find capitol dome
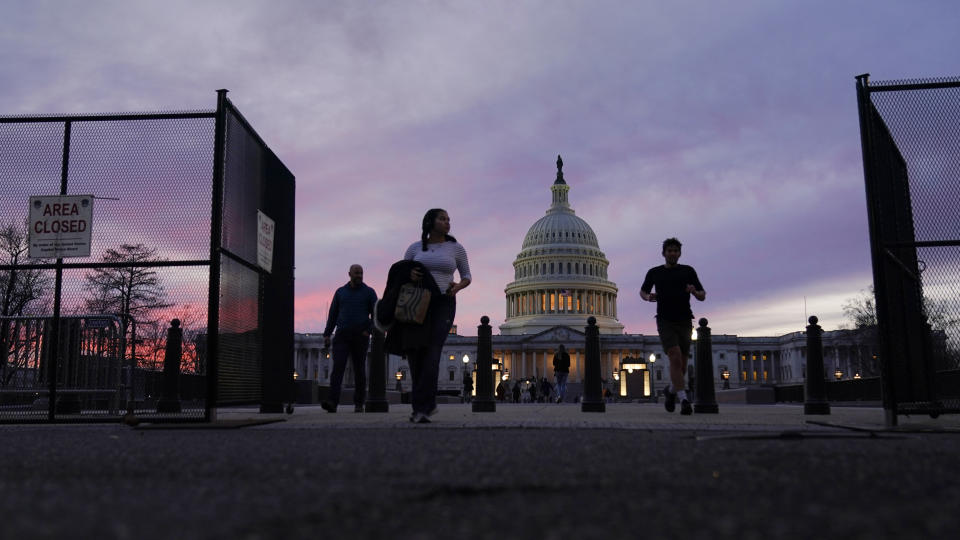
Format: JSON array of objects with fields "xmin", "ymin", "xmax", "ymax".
[{"xmin": 500, "ymin": 156, "xmax": 624, "ymax": 335}]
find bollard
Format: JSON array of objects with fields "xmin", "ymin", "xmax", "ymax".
[
  {"xmin": 804, "ymin": 316, "xmax": 830, "ymax": 415},
  {"xmin": 693, "ymin": 318, "xmax": 719, "ymax": 413},
  {"xmin": 364, "ymin": 329, "xmax": 389, "ymax": 412},
  {"xmin": 472, "ymin": 316, "xmax": 496, "ymax": 412},
  {"xmin": 581, "ymin": 317, "xmax": 605, "ymax": 412},
  {"xmin": 157, "ymin": 319, "xmax": 183, "ymax": 413}
]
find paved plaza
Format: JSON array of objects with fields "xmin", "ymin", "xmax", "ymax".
[{"xmin": 2, "ymin": 403, "xmax": 959, "ymax": 540}]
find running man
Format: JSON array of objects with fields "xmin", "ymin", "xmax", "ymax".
[{"xmin": 639, "ymin": 238, "xmax": 706, "ymax": 415}]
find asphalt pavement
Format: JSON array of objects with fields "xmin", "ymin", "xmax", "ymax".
[{"xmin": 2, "ymin": 402, "xmax": 959, "ymax": 540}]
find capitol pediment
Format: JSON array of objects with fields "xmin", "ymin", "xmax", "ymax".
[{"xmin": 520, "ymin": 325, "xmax": 585, "ymax": 344}]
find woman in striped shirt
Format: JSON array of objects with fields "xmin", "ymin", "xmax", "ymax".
[{"xmin": 404, "ymin": 208, "xmax": 472, "ymax": 423}]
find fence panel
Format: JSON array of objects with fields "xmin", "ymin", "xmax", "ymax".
[{"xmin": 857, "ymin": 75, "xmax": 960, "ymax": 420}]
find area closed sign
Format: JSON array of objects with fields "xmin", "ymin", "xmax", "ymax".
[{"xmin": 29, "ymin": 195, "xmax": 94, "ymax": 258}]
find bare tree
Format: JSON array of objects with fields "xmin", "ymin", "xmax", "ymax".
[
  {"xmin": 842, "ymin": 286, "xmax": 878, "ymax": 329},
  {"xmin": 0, "ymin": 222, "xmax": 52, "ymax": 386},
  {"xmin": 82, "ymin": 244, "xmax": 172, "ymax": 369},
  {"xmin": 843, "ymin": 285, "xmax": 959, "ymax": 371}
]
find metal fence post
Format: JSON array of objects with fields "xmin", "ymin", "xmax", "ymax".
[
  {"xmin": 694, "ymin": 318, "xmax": 718, "ymax": 413},
  {"xmin": 205, "ymin": 89, "xmax": 228, "ymax": 422},
  {"xmin": 582, "ymin": 317, "xmax": 605, "ymax": 412},
  {"xmin": 472, "ymin": 316, "xmax": 495, "ymax": 412},
  {"xmin": 804, "ymin": 316, "xmax": 830, "ymax": 415}
]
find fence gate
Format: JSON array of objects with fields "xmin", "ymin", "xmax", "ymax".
[
  {"xmin": 0, "ymin": 90, "xmax": 294, "ymax": 423},
  {"xmin": 856, "ymin": 74, "xmax": 960, "ymax": 426}
]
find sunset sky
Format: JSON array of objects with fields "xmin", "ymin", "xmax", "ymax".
[{"xmin": 2, "ymin": 1, "xmax": 958, "ymax": 337}]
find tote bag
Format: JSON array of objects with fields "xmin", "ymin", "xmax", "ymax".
[{"xmin": 395, "ymin": 282, "xmax": 431, "ymax": 324}]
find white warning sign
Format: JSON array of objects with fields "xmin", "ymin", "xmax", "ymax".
[
  {"xmin": 257, "ymin": 210, "xmax": 275, "ymax": 273},
  {"xmin": 29, "ymin": 195, "xmax": 94, "ymax": 259}
]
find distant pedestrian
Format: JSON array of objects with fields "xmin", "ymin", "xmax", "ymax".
[
  {"xmin": 512, "ymin": 381, "xmax": 521, "ymax": 403},
  {"xmin": 463, "ymin": 371, "xmax": 473, "ymax": 403},
  {"xmin": 553, "ymin": 344, "xmax": 570, "ymax": 403},
  {"xmin": 322, "ymin": 264, "xmax": 377, "ymax": 413},
  {"xmin": 639, "ymin": 237, "xmax": 706, "ymax": 416},
  {"xmin": 540, "ymin": 377, "xmax": 552, "ymax": 403},
  {"xmin": 402, "ymin": 208, "xmax": 472, "ymax": 423}
]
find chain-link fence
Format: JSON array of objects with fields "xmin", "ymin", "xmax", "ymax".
[
  {"xmin": 856, "ymin": 75, "xmax": 960, "ymax": 423},
  {"xmin": 0, "ymin": 91, "xmax": 294, "ymax": 423}
]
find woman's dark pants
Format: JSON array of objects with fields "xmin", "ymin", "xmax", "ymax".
[{"xmin": 408, "ymin": 296, "xmax": 456, "ymax": 415}]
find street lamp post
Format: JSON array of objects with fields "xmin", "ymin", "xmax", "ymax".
[
  {"xmin": 649, "ymin": 353, "xmax": 657, "ymax": 397},
  {"xmin": 462, "ymin": 354, "xmax": 471, "ymax": 402}
]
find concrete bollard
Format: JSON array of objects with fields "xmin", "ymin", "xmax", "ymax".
[
  {"xmin": 472, "ymin": 316, "xmax": 496, "ymax": 412},
  {"xmin": 364, "ymin": 329, "xmax": 389, "ymax": 412},
  {"xmin": 804, "ymin": 316, "xmax": 830, "ymax": 415},
  {"xmin": 581, "ymin": 317, "xmax": 605, "ymax": 412},
  {"xmin": 693, "ymin": 318, "xmax": 719, "ymax": 413},
  {"xmin": 157, "ymin": 319, "xmax": 183, "ymax": 413}
]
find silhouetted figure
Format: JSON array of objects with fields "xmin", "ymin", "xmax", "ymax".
[
  {"xmin": 402, "ymin": 209, "xmax": 472, "ymax": 423},
  {"xmin": 463, "ymin": 371, "xmax": 473, "ymax": 403},
  {"xmin": 322, "ymin": 264, "xmax": 377, "ymax": 414},
  {"xmin": 639, "ymin": 237, "xmax": 706, "ymax": 416},
  {"xmin": 553, "ymin": 344, "xmax": 571, "ymax": 403}
]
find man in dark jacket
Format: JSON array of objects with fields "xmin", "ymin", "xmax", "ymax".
[
  {"xmin": 553, "ymin": 344, "xmax": 571, "ymax": 403},
  {"xmin": 322, "ymin": 264, "xmax": 377, "ymax": 413}
]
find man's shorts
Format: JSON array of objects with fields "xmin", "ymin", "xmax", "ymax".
[{"xmin": 657, "ymin": 319, "xmax": 693, "ymax": 354}]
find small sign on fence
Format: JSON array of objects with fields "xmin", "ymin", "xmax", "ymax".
[
  {"xmin": 28, "ymin": 195, "xmax": 94, "ymax": 258},
  {"xmin": 257, "ymin": 209, "xmax": 275, "ymax": 273}
]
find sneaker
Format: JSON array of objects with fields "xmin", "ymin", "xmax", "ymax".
[
  {"xmin": 427, "ymin": 407, "xmax": 438, "ymax": 417},
  {"xmin": 321, "ymin": 401, "xmax": 336, "ymax": 413},
  {"xmin": 680, "ymin": 399, "xmax": 693, "ymax": 415},
  {"xmin": 663, "ymin": 388, "xmax": 676, "ymax": 413},
  {"xmin": 354, "ymin": 405, "xmax": 364, "ymax": 413},
  {"xmin": 416, "ymin": 413, "xmax": 431, "ymax": 424},
  {"xmin": 409, "ymin": 412, "xmax": 417, "ymax": 423},
  {"xmin": 556, "ymin": 397, "xmax": 562, "ymax": 404}
]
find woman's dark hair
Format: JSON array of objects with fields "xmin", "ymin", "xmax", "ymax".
[
  {"xmin": 662, "ymin": 237, "xmax": 682, "ymax": 254},
  {"xmin": 421, "ymin": 208, "xmax": 457, "ymax": 251}
]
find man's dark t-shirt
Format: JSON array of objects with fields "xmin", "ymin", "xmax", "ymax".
[{"xmin": 640, "ymin": 264, "xmax": 704, "ymax": 322}]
